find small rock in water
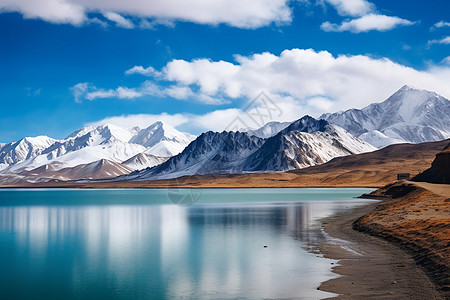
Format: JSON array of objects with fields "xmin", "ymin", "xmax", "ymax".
[{"xmin": 263, "ymin": 245, "xmax": 268, "ymax": 248}]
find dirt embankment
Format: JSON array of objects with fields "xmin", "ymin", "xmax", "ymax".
[
  {"xmin": 354, "ymin": 181, "xmax": 450, "ymax": 296},
  {"xmin": 413, "ymin": 142, "xmax": 450, "ymax": 184}
]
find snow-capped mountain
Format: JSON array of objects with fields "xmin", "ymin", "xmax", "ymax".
[
  {"xmin": 130, "ymin": 121, "xmax": 196, "ymax": 156},
  {"xmin": 124, "ymin": 131, "xmax": 266, "ymax": 180},
  {"xmin": 39, "ymin": 124, "xmax": 145, "ymax": 165},
  {"xmin": 123, "ymin": 116, "xmax": 375, "ymax": 180},
  {"xmin": 243, "ymin": 117, "xmax": 376, "ymax": 172},
  {"xmin": 0, "ymin": 121, "xmax": 194, "ymax": 182},
  {"xmin": 244, "ymin": 121, "xmax": 291, "ymax": 138},
  {"xmin": 0, "ymin": 136, "xmax": 57, "ymax": 165},
  {"xmin": 122, "ymin": 153, "xmax": 169, "ymax": 171},
  {"xmin": 321, "ymin": 85, "xmax": 450, "ymax": 148}
]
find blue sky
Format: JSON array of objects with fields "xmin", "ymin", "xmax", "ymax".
[{"xmin": 1, "ymin": 0, "xmax": 449, "ymax": 142}]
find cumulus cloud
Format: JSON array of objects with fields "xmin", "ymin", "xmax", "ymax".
[
  {"xmin": 321, "ymin": 14, "xmax": 415, "ymax": 33},
  {"xmin": 442, "ymin": 56, "xmax": 450, "ymax": 65},
  {"xmin": 71, "ymin": 83, "xmax": 141, "ymax": 101},
  {"xmin": 125, "ymin": 65, "xmax": 160, "ymax": 77},
  {"xmin": 70, "ymin": 82, "xmax": 89, "ymax": 103},
  {"xmin": 321, "ymin": 0, "xmax": 414, "ymax": 33},
  {"xmin": 86, "ymin": 113, "xmax": 190, "ymax": 129},
  {"xmin": 116, "ymin": 87, "xmax": 142, "ymax": 99},
  {"xmin": 434, "ymin": 21, "xmax": 450, "ymax": 28},
  {"xmin": 427, "ymin": 36, "xmax": 450, "ymax": 47},
  {"xmin": 73, "ymin": 49, "xmax": 450, "ymax": 128},
  {"xmin": 0, "ymin": 0, "xmax": 86, "ymax": 25},
  {"xmin": 85, "ymin": 89, "xmax": 116, "ymax": 100},
  {"xmin": 0, "ymin": 0, "xmax": 292, "ymax": 28},
  {"xmin": 71, "ymin": 80, "xmax": 227, "ymax": 105},
  {"xmin": 323, "ymin": 0, "xmax": 374, "ymax": 17},
  {"xmin": 103, "ymin": 11, "xmax": 134, "ymax": 29},
  {"xmin": 146, "ymin": 49, "xmax": 450, "ymax": 112}
]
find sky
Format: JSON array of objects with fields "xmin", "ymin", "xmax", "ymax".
[{"xmin": 1, "ymin": 0, "xmax": 450, "ymax": 142}]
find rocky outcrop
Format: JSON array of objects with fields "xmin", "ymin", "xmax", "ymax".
[{"xmin": 413, "ymin": 143, "xmax": 450, "ymax": 184}]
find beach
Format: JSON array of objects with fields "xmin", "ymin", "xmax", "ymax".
[{"xmin": 319, "ymin": 181, "xmax": 449, "ymax": 299}]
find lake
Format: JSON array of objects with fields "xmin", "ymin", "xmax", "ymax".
[{"xmin": 0, "ymin": 188, "xmax": 374, "ymax": 299}]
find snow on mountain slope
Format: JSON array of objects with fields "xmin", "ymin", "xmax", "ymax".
[
  {"xmin": 124, "ymin": 131, "xmax": 265, "ymax": 180},
  {"xmin": 130, "ymin": 121, "xmax": 195, "ymax": 156},
  {"xmin": 0, "ymin": 121, "xmax": 194, "ymax": 170},
  {"xmin": 121, "ymin": 116, "xmax": 375, "ymax": 180},
  {"xmin": 2, "ymin": 124, "xmax": 147, "ymax": 174},
  {"xmin": 243, "ymin": 117, "xmax": 376, "ymax": 172},
  {"xmin": 321, "ymin": 85, "xmax": 450, "ymax": 148},
  {"xmin": 0, "ymin": 136, "xmax": 57, "ymax": 165},
  {"xmin": 122, "ymin": 153, "xmax": 169, "ymax": 171},
  {"xmin": 244, "ymin": 121, "xmax": 291, "ymax": 138},
  {"xmin": 42, "ymin": 124, "xmax": 135, "ymax": 160}
]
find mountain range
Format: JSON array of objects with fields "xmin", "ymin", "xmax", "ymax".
[
  {"xmin": 122, "ymin": 116, "xmax": 375, "ymax": 180},
  {"xmin": 0, "ymin": 122, "xmax": 193, "ymax": 183},
  {"xmin": 321, "ymin": 85, "xmax": 450, "ymax": 148},
  {"xmin": 0, "ymin": 85, "xmax": 448, "ymax": 184}
]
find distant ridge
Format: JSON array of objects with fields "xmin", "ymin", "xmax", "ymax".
[
  {"xmin": 321, "ymin": 85, "xmax": 450, "ymax": 148},
  {"xmin": 120, "ymin": 116, "xmax": 375, "ymax": 180},
  {"xmin": 0, "ymin": 121, "xmax": 194, "ymax": 183}
]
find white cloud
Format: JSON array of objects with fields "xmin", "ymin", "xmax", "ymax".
[
  {"xmin": 428, "ymin": 36, "xmax": 450, "ymax": 47},
  {"xmin": 164, "ymin": 86, "xmax": 194, "ymax": 99},
  {"xmin": 73, "ymin": 49, "xmax": 450, "ymax": 124},
  {"xmin": 434, "ymin": 20, "xmax": 450, "ymax": 28},
  {"xmin": 70, "ymin": 82, "xmax": 89, "ymax": 103},
  {"xmin": 321, "ymin": 0, "xmax": 415, "ymax": 34},
  {"xmin": 125, "ymin": 65, "xmax": 160, "ymax": 77},
  {"xmin": 0, "ymin": 0, "xmax": 86, "ymax": 25},
  {"xmin": 85, "ymin": 89, "xmax": 116, "ymax": 100},
  {"xmin": 71, "ymin": 83, "xmax": 141, "ymax": 101},
  {"xmin": 116, "ymin": 87, "xmax": 142, "ymax": 99},
  {"xmin": 0, "ymin": 0, "xmax": 292, "ymax": 29},
  {"xmin": 442, "ymin": 56, "xmax": 450, "ymax": 65},
  {"xmin": 146, "ymin": 48, "xmax": 450, "ymax": 113},
  {"xmin": 321, "ymin": 14, "xmax": 414, "ymax": 33},
  {"xmin": 86, "ymin": 113, "xmax": 190, "ymax": 129},
  {"xmin": 71, "ymin": 80, "xmax": 226, "ymax": 104},
  {"xmin": 103, "ymin": 11, "xmax": 134, "ymax": 29},
  {"xmin": 324, "ymin": 0, "xmax": 374, "ymax": 17}
]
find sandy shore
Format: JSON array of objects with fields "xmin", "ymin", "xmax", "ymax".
[{"xmin": 319, "ymin": 181, "xmax": 449, "ymax": 299}]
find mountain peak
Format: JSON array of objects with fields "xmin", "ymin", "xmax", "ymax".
[
  {"xmin": 322, "ymin": 86, "xmax": 450, "ymax": 148},
  {"xmin": 129, "ymin": 121, "xmax": 195, "ymax": 156},
  {"xmin": 398, "ymin": 84, "xmax": 415, "ymax": 91},
  {"xmin": 282, "ymin": 115, "xmax": 328, "ymax": 134}
]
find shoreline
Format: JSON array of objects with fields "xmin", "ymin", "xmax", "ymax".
[
  {"xmin": 318, "ymin": 181, "xmax": 449, "ymax": 299},
  {"xmin": 0, "ymin": 184, "xmax": 379, "ymax": 189}
]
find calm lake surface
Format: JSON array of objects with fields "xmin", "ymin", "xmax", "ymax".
[{"xmin": 0, "ymin": 188, "xmax": 373, "ymax": 300}]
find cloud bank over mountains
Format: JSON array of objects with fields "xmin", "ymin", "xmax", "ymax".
[{"xmin": 72, "ymin": 48, "xmax": 450, "ymax": 133}]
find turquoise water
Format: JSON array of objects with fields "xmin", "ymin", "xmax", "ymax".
[{"xmin": 0, "ymin": 188, "xmax": 373, "ymax": 299}]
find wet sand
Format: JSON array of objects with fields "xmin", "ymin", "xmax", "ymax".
[{"xmin": 319, "ymin": 181, "xmax": 449, "ymax": 299}]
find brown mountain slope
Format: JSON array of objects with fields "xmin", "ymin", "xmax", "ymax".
[
  {"xmin": 3, "ymin": 139, "xmax": 448, "ymax": 188},
  {"xmin": 24, "ymin": 159, "xmax": 133, "ymax": 181},
  {"xmin": 413, "ymin": 142, "xmax": 450, "ymax": 184}
]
